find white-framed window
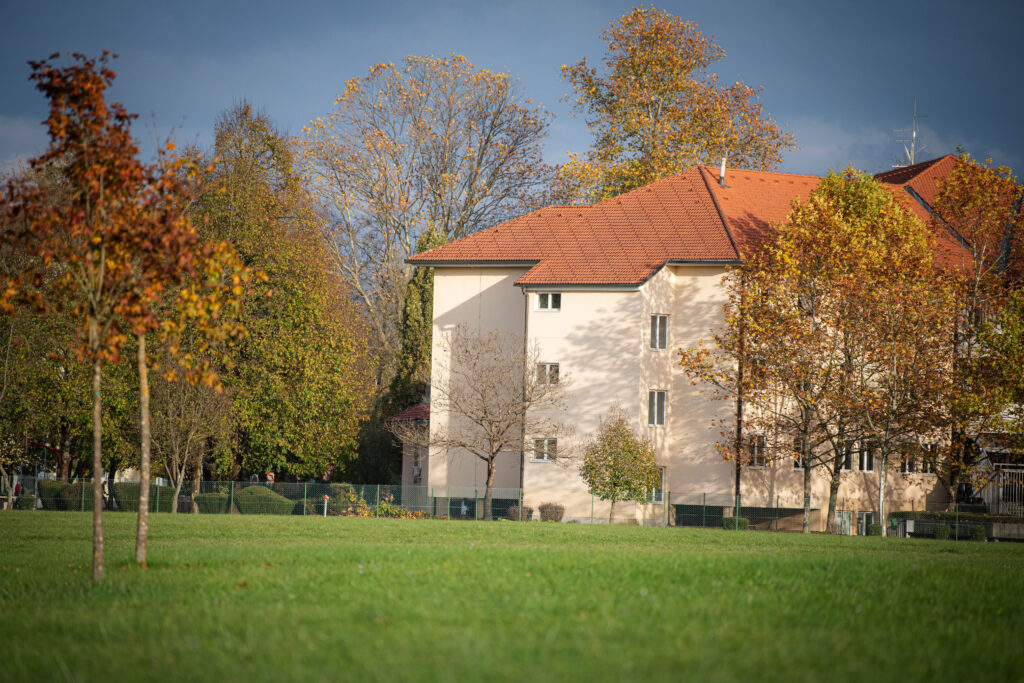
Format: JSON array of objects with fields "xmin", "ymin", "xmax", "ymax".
[
  {"xmin": 536, "ymin": 362, "xmax": 559, "ymax": 385},
  {"xmin": 859, "ymin": 441, "xmax": 877, "ymax": 472},
  {"xmin": 793, "ymin": 438, "xmax": 805, "ymax": 469},
  {"xmin": 648, "ymin": 390, "xmax": 666, "ymax": 426},
  {"xmin": 900, "ymin": 451, "xmax": 918, "ymax": 474},
  {"xmin": 649, "ymin": 467, "xmax": 665, "ymax": 503},
  {"xmin": 747, "ymin": 434, "xmax": 768, "ymax": 468},
  {"xmin": 650, "ymin": 314, "xmax": 668, "ymax": 350},
  {"xmin": 536, "ymin": 292, "xmax": 561, "ymax": 311},
  {"xmin": 533, "ymin": 438, "xmax": 557, "ymax": 462},
  {"xmin": 841, "ymin": 441, "xmax": 855, "ymax": 471},
  {"xmin": 921, "ymin": 443, "xmax": 937, "ymax": 475}
]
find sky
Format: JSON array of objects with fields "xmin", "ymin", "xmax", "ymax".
[{"xmin": 2, "ymin": 0, "xmax": 1023, "ymax": 177}]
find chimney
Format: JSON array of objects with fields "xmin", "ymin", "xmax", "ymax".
[{"xmin": 719, "ymin": 155, "xmax": 728, "ymax": 187}]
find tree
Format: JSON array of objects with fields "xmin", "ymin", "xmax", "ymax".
[
  {"xmin": 193, "ymin": 104, "xmax": 374, "ymax": 480},
  {"xmin": 579, "ymin": 409, "xmax": 661, "ymax": 523},
  {"xmin": 299, "ymin": 55, "xmax": 553, "ymax": 379},
  {"xmin": 393, "ymin": 325, "xmax": 569, "ymax": 520},
  {"xmin": 930, "ymin": 155, "xmax": 1023, "ymax": 502},
  {"xmin": 557, "ymin": 6, "xmax": 794, "ymax": 203},
  {"xmin": 2, "ymin": 52, "xmax": 158, "ymax": 580}
]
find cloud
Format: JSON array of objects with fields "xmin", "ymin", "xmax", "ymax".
[{"xmin": 0, "ymin": 114, "xmax": 48, "ymax": 173}]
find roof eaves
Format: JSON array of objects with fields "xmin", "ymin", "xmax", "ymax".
[
  {"xmin": 406, "ymin": 258, "xmax": 540, "ymax": 267},
  {"xmin": 903, "ymin": 185, "xmax": 973, "ymax": 253}
]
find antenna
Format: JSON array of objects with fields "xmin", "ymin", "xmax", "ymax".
[{"xmin": 892, "ymin": 98, "xmax": 928, "ymax": 169}]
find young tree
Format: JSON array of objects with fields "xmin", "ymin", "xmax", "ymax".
[
  {"xmin": 558, "ymin": 7, "xmax": 794, "ymax": 203},
  {"xmin": 395, "ymin": 325, "xmax": 569, "ymax": 520},
  {"xmin": 299, "ymin": 55, "xmax": 553, "ymax": 378},
  {"xmin": 579, "ymin": 409, "xmax": 661, "ymax": 523},
  {"xmin": 2, "ymin": 52, "xmax": 156, "ymax": 580}
]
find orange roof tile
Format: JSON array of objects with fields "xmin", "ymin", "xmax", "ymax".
[
  {"xmin": 410, "ymin": 158, "xmax": 968, "ymax": 285},
  {"xmin": 387, "ymin": 402, "xmax": 430, "ymax": 423}
]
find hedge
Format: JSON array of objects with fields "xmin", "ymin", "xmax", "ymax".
[
  {"xmin": 195, "ymin": 493, "xmax": 232, "ymax": 514},
  {"xmin": 59, "ymin": 482, "xmax": 95, "ymax": 511},
  {"xmin": 37, "ymin": 480, "xmax": 69, "ymax": 510},
  {"xmin": 894, "ymin": 510, "xmax": 1024, "ymax": 525},
  {"xmin": 933, "ymin": 524, "xmax": 950, "ymax": 540},
  {"xmin": 867, "ymin": 523, "xmax": 884, "ymax": 536},
  {"xmin": 235, "ymin": 486, "xmax": 295, "ymax": 515},
  {"xmin": 507, "ymin": 505, "xmax": 532, "ymax": 521},
  {"xmin": 723, "ymin": 517, "xmax": 749, "ymax": 530},
  {"xmin": 112, "ymin": 482, "xmax": 176, "ymax": 513},
  {"xmin": 16, "ymin": 495, "xmax": 35, "ymax": 510},
  {"xmin": 539, "ymin": 503, "xmax": 565, "ymax": 522}
]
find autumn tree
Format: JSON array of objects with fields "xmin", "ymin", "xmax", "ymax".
[
  {"xmin": 1, "ymin": 52, "xmax": 160, "ymax": 580},
  {"xmin": 299, "ymin": 55, "xmax": 553, "ymax": 381},
  {"xmin": 930, "ymin": 155, "xmax": 1023, "ymax": 502},
  {"xmin": 394, "ymin": 325, "xmax": 569, "ymax": 520},
  {"xmin": 193, "ymin": 103, "xmax": 374, "ymax": 480},
  {"xmin": 579, "ymin": 408, "xmax": 661, "ymax": 523},
  {"xmin": 557, "ymin": 6, "xmax": 794, "ymax": 203}
]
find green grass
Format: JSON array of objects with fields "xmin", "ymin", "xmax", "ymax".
[{"xmin": 1, "ymin": 513, "xmax": 1022, "ymax": 682}]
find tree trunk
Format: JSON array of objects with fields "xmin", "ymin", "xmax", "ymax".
[
  {"xmin": 802, "ymin": 458, "xmax": 811, "ymax": 534},
  {"xmin": 608, "ymin": 499, "xmax": 616, "ymax": 524},
  {"xmin": 483, "ymin": 458, "xmax": 496, "ymax": 520},
  {"xmin": 171, "ymin": 472, "xmax": 184, "ymax": 516},
  {"xmin": 189, "ymin": 455, "xmax": 201, "ymax": 514},
  {"xmin": 135, "ymin": 333, "xmax": 151, "ymax": 566},
  {"xmin": 59, "ymin": 434, "xmax": 72, "ymax": 482},
  {"xmin": 825, "ymin": 450, "xmax": 843, "ymax": 534},
  {"xmin": 877, "ymin": 452, "xmax": 888, "ymax": 534},
  {"xmin": 90, "ymin": 352, "xmax": 104, "ymax": 582}
]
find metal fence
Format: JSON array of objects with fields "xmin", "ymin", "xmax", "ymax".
[{"xmin": 3, "ymin": 475, "xmax": 1012, "ymax": 537}]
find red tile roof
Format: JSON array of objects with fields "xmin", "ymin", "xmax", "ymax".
[
  {"xmin": 387, "ymin": 403, "xmax": 430, "ymax": 423},
  {"xmin": 409, "ymin": 157, "xmax": 967, "ymax": 285}
]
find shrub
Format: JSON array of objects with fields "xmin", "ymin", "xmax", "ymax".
[
  {"xmin": 723, "ymin": 517, "xmax": 749, "ymax": 530},
  {"xmin": 59, "ymin": 482, "xmax": 95, "ymax": 511},
  {"xmin": 933, "ymin": 524, "xmax": 950, "ymax": 540},
  {"xmin": 538, "ymin": 502, "xmax": 565, "ymax": 522},
  {"xmin": 970, "ymin": 525, "xmax": 987, "ymax": 542},
  {"xmin": 867, "ymin": 523, "xmax": 884, "ymax": 537},
  {"xmin": 16, "ymin": 495, "xmax": 36, "ymax": 510},
  {"xmin": 507, "ymin": 505, "xmax": 533, "ymax": 521},
  {"xmin": 111, "ymin": 482, "xmax": 176, "ymax": 513},
  {"xmin": 195, "ymin": 493, "xmax": 231, "ymax": 514},
  {"xmin": 37, "ymin": 480, "xmax": 69, "ymax": 510},
  {"xmin": 235, "ymin": 486, "xmax": 295, "ymax": 515}
]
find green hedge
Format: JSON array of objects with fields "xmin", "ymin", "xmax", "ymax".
[
  {"xmin": 934, "ymin": 524, "xmax": 950, "ymax": 540},
  {"xmin": 112, "ymin": 482, "xmax": 176, "ymax": 513},
  {"xmin": 723, "ymin": 517, "xmax": 749, "ymax": 530},
  {"xmin": 867, "ymin": 523, "xmax": 884, "ymax": 536},
  {"xmin": 970, "ymin": 525, "xmax": 987, "ymax": 542},
  {"xmin": 195, "ymin": 493, "xmax": 232, "ymax": 514},
  {"xmin": 235, "ymin": 486, "xmax": 295, "ymax": 515},
  {"xmin": 895, "ymin": 510, "xmax": 1024, "ymax": 525},
  {"xmin": 507, "ymin": 505, "xmax": 532, "ymax": 521},
  {"xmin": 37, "ymin": 480, "xmax": 69, "ymax": 510},
  {"xmin": 59, "ymin": 482, "xmax": 95, "ymax": 511},
  {"xmin": 16, "ymin": 495, "xmax": 35, "ymax": 510}
]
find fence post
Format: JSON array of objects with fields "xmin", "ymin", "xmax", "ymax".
[
  {"xmin": 474, "ymin": 488, "xmax": 478, "ymax": 520},
  {"xmin": 519, "ymin": 488, "xmax": 523, "ymax": 522},
  {"xmin": 375, "ymin": 484, "xmax": 380, "ymax": 518},
  {"xmin": 303, "ymin": 482, "xmax": 307, "ymax": 516},
  {"xmin": 702, "ymin": 492, "xmax": 706, "ymax": 528},
  {"xmin": 155, "ymin": 484, "xmax": 160, "ymax": 513},
  {"xmin": 229, "ymin": 481, "xmax": 234, "ymax": 514}
]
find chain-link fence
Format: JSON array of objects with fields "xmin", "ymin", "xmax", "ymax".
[{"xmin": 4, "ymin": 475, "xmax": 1018, "ymax": 538}]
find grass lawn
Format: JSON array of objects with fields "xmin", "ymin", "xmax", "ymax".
[{"xmin": 1, "ymin": 513, "xmax": 1022, "ymax": 682}]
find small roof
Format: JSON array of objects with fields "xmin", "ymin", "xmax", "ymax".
[
  {"xmin": 409, "ymin": 157, "xmax": 969, "ymax": 285},
  {"xmin": 387, "ymin": 403, "xmax": 430, "ymax": 423}
]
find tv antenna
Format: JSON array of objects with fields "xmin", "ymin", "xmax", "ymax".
[{"xmin": 892, "ymin": 98, "xmax": 928, "ymax": 168}]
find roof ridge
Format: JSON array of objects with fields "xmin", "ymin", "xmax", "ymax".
[
  {"xmin": 874, "ymin": 154, "xmax": 955, "ymax": 183},
  {"xmin": 699, "ymin": 164, "xmax": 825, "ymax": 181}
]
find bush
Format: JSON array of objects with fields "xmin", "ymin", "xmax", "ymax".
[
  {"xmin": 37, "ymin": 480, "xmax": 69, "ymax": 510},
  {"xmin": 970, "ymin": 525, "xmax": 987, "ymax": 542},
  {"xmin": 507, "ymin": 505, "xmax": 532, "ymax": 521},
  {"xmin": 59, "ymin": 482, "xmax": 95, "ymax": 511},
  {"xmin": 195, "ymin": 493, "xmax": 231, "ymax": 514},
  {"xmin": 235, "ymin": 486, "xmax": 295, "ymax": 515},
  {"xmin": 867, "ymin": 523, "xmax": 884, "ymax": 537},
  {"xmin": 538, "ymin": 502, "xmax": 565, "ymax": 522},
  {"xmin": 16, "ymin": 495, "xmax": 35, "ymax": 510},
  {"xmin": 111, "ymin": 482, "xmax": 176, "ymax": 513},
  {"xmin": 933, "ymin": 524, "xmax": 950, "ymax": 540},
  {"xmin": 723, "ymin": 517, "xmax": 749, "ymax": 530}
]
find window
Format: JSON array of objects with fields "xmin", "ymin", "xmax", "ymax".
[
  {"xmin": 900, "ymin": 451, "xmax": 918, "ymax": 474},
  {"xmin": 859, "ymin": 441, "xmax": 877, "ymax": 472},
  {"xmin": 536, "ymin": 362, "xmax": 559, "ymax": 385},
  {"xmin": 747, "ymin": 434, "xmax": 768, "ymax": 468},
  {"xmin": 841, "ymin": 441, "xmax": 855, "ymax": 471},
  {"xmin": 650, "ymin": 467, "xmax": 665, "ymax": 503},
  {"xmin": 793, "ymin": 438, "xmax": 805, "ymax": 469},
  {"xmin": 536, "ymin": 292, "xmax": 561, "ymax": 311},
  {"xmin": 921, "ymin": 444, "xmax": 937, "ymax": 475},
  {"xmin": 650, "ymin": 314, "xmax": 668, "ymax": 350},
  {"xmin": 533, "ymin": 438, "xmax": 557, "ymax": 462},
  {"xmin": 648, "ymin": 390, "xmax": 666, "ymax": 426}
]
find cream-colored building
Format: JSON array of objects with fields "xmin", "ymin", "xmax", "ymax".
[{"xmin": 406, "ymin": 158, "xmax": 964, "ymax": 529}]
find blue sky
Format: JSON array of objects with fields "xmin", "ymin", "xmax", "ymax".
[{"xmin": 2, "ymin": 0, "xmax": 1022, "ymax": 176}]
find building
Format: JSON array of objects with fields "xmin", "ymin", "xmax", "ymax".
[{"xmin": 406, "ymin": 156, "xmax": 965, "ymax": 528}]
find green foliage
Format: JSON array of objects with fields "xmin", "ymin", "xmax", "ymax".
[
  {"xmin": 111, "ymin": 482, "xmax": 176, "ymax": 513},
  {"xmin": 194, "ymin": 493, "xmax": 231, "ymax": 514},
  {"xmin": 867, "ymin": 524, "xmax": 884, "ymax": 537},
  {"xmin": 36, "ymin": 480, "xmax": 68, "ymax": 510},
  {"xmin": 933, "ymin": 524, "xmax": 950, "ymax": 540},
  {"xmin": 58, "ymin": 482, "xmax": 94, "ymax": 512},
  {"xmin": 723, "ymin": 517, "xmax": 749, "ymax": 531},
  {"xmin": 970, "ymin": 525, "xmax": 987, "ymax": 542},
  {"xmin": 234, "ymin": 485, "xmax": 295, "ymax": 515},
  {"xmin": 897, "ymin": 510, "xmax": 1023, "ymax": 524},
  {"xmin": 507, "ymin": 505, "xmax": 532, "ymax": 522},
  {"xmin": 16, "ymin": 495, "xmax": 35, "ymax": 510},
  {"xmin": 579, "ymin": 411, "xmax": 661, "ymax": 514},
  {"xmin": 539, "ymin": 503, "xmax": 564, "ymax": 522}
]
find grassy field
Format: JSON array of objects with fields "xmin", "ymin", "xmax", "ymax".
[{"xmin": 1, "ymin": 513, "xmax": 1022, "ymax": 682}]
